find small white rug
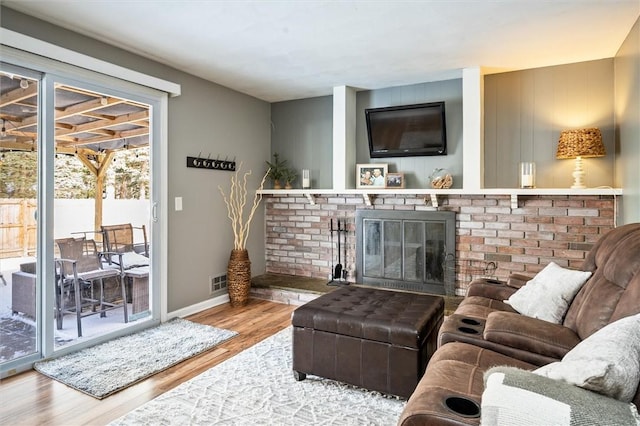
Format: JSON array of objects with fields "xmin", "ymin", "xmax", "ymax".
[
  {"xmin": 35, "ymin": 318, "xmax": 237, "ymax": 399},
  {"xmin": 110, "ymin": 327, "xmax": 406, "ymax": 425}
]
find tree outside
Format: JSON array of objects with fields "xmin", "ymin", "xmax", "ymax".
[{"xmin": 0, "ymin": 149, "xmax": 149, "ymax": 199}]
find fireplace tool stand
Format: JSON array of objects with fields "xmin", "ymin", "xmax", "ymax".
[{"xmin": 328, "ymin": 218, "xmax": 350, "ymax": 286}]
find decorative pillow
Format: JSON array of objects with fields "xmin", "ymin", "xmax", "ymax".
[
  {"xmin": 119, "ymin": 251, "xmax": 150, "ymax": 269},
  {"xmin": 482, "ymin": 366, "xmax": 640, "ymax": 426},
  {"xmin": 504, "ymin": 262, "xmax": 591, "ymax": 323},
  {"xmin": 534, "ymin": 313, "xmax": 640, "ymax": 403}
]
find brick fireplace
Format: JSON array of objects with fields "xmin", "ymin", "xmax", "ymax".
[{"xmin": 264, "ymin": 193, "xmax": 616, "ymax": 295}]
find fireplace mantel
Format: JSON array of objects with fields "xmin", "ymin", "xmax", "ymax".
[{"xmin": 259, "ymin": 187, "xmax": 622, "ymax": 208}]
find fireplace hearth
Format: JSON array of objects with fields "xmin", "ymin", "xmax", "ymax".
[{"xmin": 355, "ymin": 210, "xmax": 456, "ymax": 295}]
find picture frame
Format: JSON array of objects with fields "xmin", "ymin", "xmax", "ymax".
[
  {"xmin": 357, "ymin": 163, "xmax": 388, "ymax": 188},
  {"xmin": 385, "ymin": 173, "xmax": 405, "ymax": 188}
]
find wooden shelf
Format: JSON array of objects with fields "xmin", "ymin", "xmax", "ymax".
[
  {"xmin": 259, "ymin": 188, "xmax": 622, "ymax": 196},
  {"xmin": 258, "ymin": 188, "xmax": 622, "ymax": 209}
]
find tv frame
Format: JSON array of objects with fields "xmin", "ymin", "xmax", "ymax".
[{"xmin": 365, "ymin": 101, "xmax": 447, "ymax": 158}]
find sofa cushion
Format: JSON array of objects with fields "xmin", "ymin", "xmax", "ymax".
[
  {"xmin": 484, "ymin": 311, "xmax": 580, "ymax": 360},
  {"xmin": 452, "ymin": 297, "xmax": 516, "ymax": 322},
  {"xmin": 482, "ymin": 366, "xmax": 640, "ymax": 426},
  {"xmin": 504, "ymin": 262, "xmax": 591, "ymax": 323},
  {"xmin": 534, "ymin": 313, "xmax": 640, "ymax": 403},
  {"xmin": 119, "ymin": 251, "xmax": 149, "ymax": 269},
  {"xmin": 19, "ymin": 261, "xmax": 37, "ymax": 274}
]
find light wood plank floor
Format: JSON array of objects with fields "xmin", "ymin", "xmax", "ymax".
[{"xmin": 0, "ymin": 298, "xmax": 296, "ymax": 426}]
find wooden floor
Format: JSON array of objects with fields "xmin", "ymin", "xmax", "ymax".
[{"xmin": 0, "ymin": 298, "xmax": 296, "ymax": 426}]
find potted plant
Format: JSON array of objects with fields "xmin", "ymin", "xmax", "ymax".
[
  {"xmin": 265, "ymin": 153, "xmax": 287, "ymax": 189},
  {"xmin": 282, "ymin": 168, "xmax": 297, "ymax": 189},
  {"xmin": 218, "ymin": 164, "xmax": 269, "ymax": 307}
]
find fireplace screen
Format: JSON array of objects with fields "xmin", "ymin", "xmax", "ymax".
[{"xmin": 356, "ymin": 210, "xmax": 455, "ymax": 295}]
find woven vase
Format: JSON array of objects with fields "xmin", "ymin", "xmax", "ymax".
[{"xmin": 227, "ymin": 249, "xmax": 251, "ymax": 307}]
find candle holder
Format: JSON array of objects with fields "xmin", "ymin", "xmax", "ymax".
[
  {"xmin": 302, "ymin": 169, "xmax": 311, "ymax": 189},
  {"xmin": 520, "ymin": 162, "xmax": 536, "ymax": 189}
]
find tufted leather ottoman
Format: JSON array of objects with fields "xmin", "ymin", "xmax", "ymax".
[{"xmin": 292, "ymin": 286, "xmax": 444, "ymax": 398}]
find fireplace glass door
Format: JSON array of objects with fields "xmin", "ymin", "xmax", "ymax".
[
  {"xmin": 383, "ymin": 220, "xmax": 402, "ymax": 279},
  {"xmin": 357, "ymin": 210, "xmax": 455, "ymax": 294},
  {"xmin": 404, "ymin": 221, "xmax": 424, "ymax": 282}
]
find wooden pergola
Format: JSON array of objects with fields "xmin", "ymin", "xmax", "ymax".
[{"xmin": 0, "ymin": 75, "xmax": 150, "ymax": 232}]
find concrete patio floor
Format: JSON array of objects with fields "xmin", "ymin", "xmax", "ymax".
[{"xmin": 1, "ymin": 257, "xmax": 149, "ymax": 364}]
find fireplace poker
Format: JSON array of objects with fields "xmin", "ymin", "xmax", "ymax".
[
  {"xmin": 329, "ymin": 219, "xmax": 335, "ymax": 282},
  {"xmin": 334, "ymin": 219, "xmax": 343, "ymax": 280},
  {"xmin": 342, "ymin": 220, "xmax": 348, "ymax": 281}
]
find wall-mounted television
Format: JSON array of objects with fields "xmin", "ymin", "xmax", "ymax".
[{"xmin": 365, "ymin": 101, "xmax": 447, "ymax": 158}]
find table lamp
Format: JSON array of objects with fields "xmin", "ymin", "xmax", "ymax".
[{"xmin": 556, "ymin": 128, "xmax": 605, "ymax": 189}]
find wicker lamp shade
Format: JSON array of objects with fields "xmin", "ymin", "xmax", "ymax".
[
  {"xmin": 556, "ymin": 128, "xmax": 606, "ymax": 159},
  {"xmin": 556, "ymin": 127, "xmax": 606, "ymax": 189}
]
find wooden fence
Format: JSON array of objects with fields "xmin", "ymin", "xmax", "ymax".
[
  {"xmin": 1, "ymin": 198, "xmax": 150, "ymax": 260},
  {"xmin": 0, "ymin": 199, "xmax": 37, "ymax": 258}
]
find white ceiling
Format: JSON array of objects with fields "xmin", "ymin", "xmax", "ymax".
[{"xmin": 4, "ymin": 1, "xmax": 639, "ymax": 103}]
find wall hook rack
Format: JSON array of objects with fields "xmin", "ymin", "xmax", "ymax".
[{"xmin": 186, "ymin": 154, "xmax": 236, "ymax": 171}]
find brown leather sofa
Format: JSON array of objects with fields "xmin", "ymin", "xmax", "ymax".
[{"xmin": 398, "ymin": 222, "xmax": 640, "ymax": 425}]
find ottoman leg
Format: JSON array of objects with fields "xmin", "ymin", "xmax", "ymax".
[{"xmin": 293, "ymin": 370, "xmax": 306, "ymax": 381}]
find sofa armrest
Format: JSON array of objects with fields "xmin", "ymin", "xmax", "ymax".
[
  {"xmin": 466, "ymin": 278, "xmax": 518, "ymax": 300},
  {"xmin": 466, "ymin": 272, "xmax": 531, "ymax": 299},
  {"xmin": 482, "ymin": 366, "xmax": 640, "ymax": 426},
  {"xmin": 506, "ymin": 273, "xmax": 531, "ymax": 289},
  {"xmin": 484, "ymin": 311, "xmax": 580, "ymax": 360}
]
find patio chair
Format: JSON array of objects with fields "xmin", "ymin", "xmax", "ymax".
[
  {"xmin": 101, "ymin": 223, "xmax": 149, "ymax": 269},
  {"xmin": 55, "ymin": 237, "xmax": 128, "ymax": 337}
]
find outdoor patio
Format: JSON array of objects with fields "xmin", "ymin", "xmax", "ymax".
[{"xmin": 1, "ymin": 250, "xmax": 150, "ymax": 363}]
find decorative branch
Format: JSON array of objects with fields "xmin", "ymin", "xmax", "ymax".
[{"xmin": 218, "ymin": 163, "xmax": 269, "ymax": 251}]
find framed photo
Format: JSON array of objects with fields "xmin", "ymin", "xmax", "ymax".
[
  {"xmin": 385, "ymin": 173, "xmax": 405, "ymax": 188},
  {"xmin": 357, "ymin": 164, "xmax": 388, "ymax": 188}
]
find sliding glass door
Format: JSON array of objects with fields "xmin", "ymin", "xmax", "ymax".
[
  {"xmin": 0, "ymin": 51, "xmax": 165, "ymax": 377},
  {"xmin": 0, "ymin": 64, "xmax": 41, "ymax": 371},
  {"xmin": 51, "ymin": 79, "xmax": 154, "ymax": 347}
]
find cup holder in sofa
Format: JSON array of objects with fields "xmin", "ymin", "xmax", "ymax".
[
  {"xmin": 457, "ymin": 326, "xmax": 479, "ymax": 334},
  {"xmin": 444, "ymin": 396, "xmax": 481, "ymax": 418},
  {"xmin": 460, "ymin": 318, "xmax": 481, "ymax": 326}
]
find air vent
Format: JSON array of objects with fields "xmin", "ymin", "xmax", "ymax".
[{"xmin": 209, "ymin": 274, "xmax": 227, "ymax": 295}]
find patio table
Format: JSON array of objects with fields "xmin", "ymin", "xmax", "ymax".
[{"xmin": 124, "ymin": 266, "xmax": 149, "ymax": 317}]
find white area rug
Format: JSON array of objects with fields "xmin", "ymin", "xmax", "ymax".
[
  {"xmin": 34, "ymin": 318, "xmax": 237, "ymax": 399},
  {"xmin": 111, "ymin": 327, "xmax": 406, "ymax": 425}
]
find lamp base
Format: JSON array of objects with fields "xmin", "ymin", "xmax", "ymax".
[{"xmin": 571, "ymin": 156, "xmax": 586, "ymax": 189}]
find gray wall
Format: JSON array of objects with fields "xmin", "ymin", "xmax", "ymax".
[
  {"xmin": 1, "ymin": 7, "xmax": 271, "ymax": 312},
  {"xmin": 270, "ymin": 80, "xmax": 463, "ymax": 190},
  {"xmin": 484, "ymin": 59, "xmax": 615, "ymax": 189},
  {"xmin": 615, "ymin": 17, "xmax": 640, "ymax": 225},
  {"xmin": 271, "ymin": 96, "xmax": 333, "ymax": 189}
]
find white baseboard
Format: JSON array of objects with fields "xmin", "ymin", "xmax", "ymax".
[{"xmin": 167, "ymin": 293, "xmax": 230, "ymax": 320}]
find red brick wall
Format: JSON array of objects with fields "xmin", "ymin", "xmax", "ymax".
[{"xmin": 264, "ymin": 194, "xmax": 616, "ymax": 294}]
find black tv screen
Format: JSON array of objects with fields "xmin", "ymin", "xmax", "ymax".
[{"xmin": 365, "ymin": 102, "xmax": 447, "ymax": 158}]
